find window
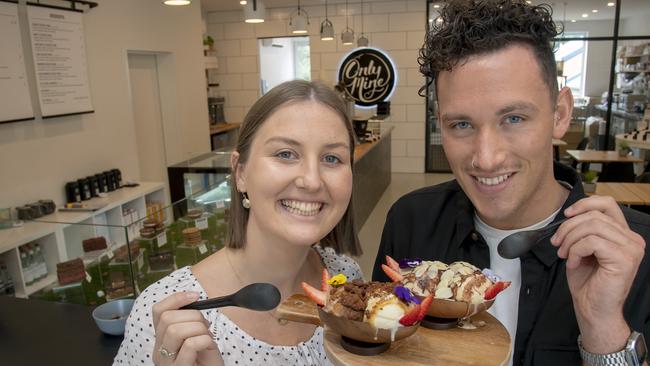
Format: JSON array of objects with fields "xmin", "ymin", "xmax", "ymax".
[{"xmin": 555, "ymin": 32, "xmax": 588, "ymax": 97}]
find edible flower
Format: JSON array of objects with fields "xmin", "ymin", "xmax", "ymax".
[
  {"xmin": 394, "ymin": 285, "xmax": 421, "ymax": 304},
  {"xmin": 398, "ymin": 258, "xmax": 422, "ymax": 269},
  {"xmin": 327, "ymin": 273, "xmax": 347, "ymax": 286}
]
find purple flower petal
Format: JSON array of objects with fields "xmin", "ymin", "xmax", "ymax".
[
  {"xmin": 394, "ymin": 285, "xmax": 421, "ymax": 304},
  {"xmin": 398, "ymin": 258, "xmax": 422, "ymax": 269}
]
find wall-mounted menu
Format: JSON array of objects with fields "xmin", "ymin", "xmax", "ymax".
[
  {"xmin": 27, "ymin": 5, "xmax": 93, "ymax": 118},
  {"xmin": 0, "ymin": 1, "xmax": 34, "ymax": 123}
]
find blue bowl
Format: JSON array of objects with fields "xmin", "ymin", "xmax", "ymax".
[{"xmin": 92, "ymin": 299, "xmax": 135, "ymax": 336}]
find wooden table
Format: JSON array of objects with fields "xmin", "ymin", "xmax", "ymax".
[
  {"xmin": 587, "ymin": 183, "xmax": 650, "ymax": 205},
  {"xmin": 324, "ymin": 311, "xmax": 511, "ymax": 366},
  {"xmin": 552, "ymin": 139, "xmax": 567, "ymax": 161},
  {"xmin": 567, "ymin": 150, "xmax": 643, "ymax": 163},
  {"xmin": 589, "ymin": 183, "xmax": 650, "ymax": 205}
]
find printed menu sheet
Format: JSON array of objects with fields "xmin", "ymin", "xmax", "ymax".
[
  {"xmin": 27, "ymin": 5, "xmax": 93, "ymax": 118},
  {"xmin": 0, "ymin": 1, "xmax": 34, "ymax": 123}
]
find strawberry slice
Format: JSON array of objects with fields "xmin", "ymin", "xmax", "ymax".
[
  {"xmin": 399, "ymin": 304, "xmax": 422, "ymax": 326},
  {"xmin": 418, "ymin": 294, "xmax": 433, "ymax": 320},
  {"xmin": 302, "ymin": 282, "xmax": 326, "ymax": 306},
  {"xmin": 385, "ymin": 255, "xmax": 400, "ymax": 272},
  {"xmin": 484, "ymin": 281, "xmax": 511, "ymax": 301},
  {"xmin": 381, "ymin": 264, "xmax": 403, "ymax": 282},
  {"xmin": 321, "ymin": 268, "xmax": 330, "ymax": 292}
]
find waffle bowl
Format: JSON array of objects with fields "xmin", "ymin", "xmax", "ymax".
[
  {"xmin": 282, "ymin": 272, "xmax": 430, "ymax": 356},
  {"xmin": 382, "ymin": 256, "xmax": 509, "ymax": 329},
  {"xmin": 277, "ymin": 294, "xmax": 421, "ymax": 355}
]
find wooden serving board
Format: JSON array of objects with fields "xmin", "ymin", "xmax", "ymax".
[{"xmin": 277, "ymin": 295, "xmax": 511, "ymax": 366}]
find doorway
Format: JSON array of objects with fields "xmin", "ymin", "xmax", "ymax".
[
  {"xmin": 258, "ymin": 36, "xmax": 310, "ymax": 94},
  {"xmin": 127, "ymin": 53, "xmax": 168, "ymax": 185}
]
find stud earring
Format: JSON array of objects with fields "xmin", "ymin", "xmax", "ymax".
[{"xmin": 241, "ymin": 192, "xmax": 251, "ymax": 209}]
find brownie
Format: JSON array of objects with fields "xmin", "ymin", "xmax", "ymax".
[{"xmin": 82, "ymin": 237, "xmax": 108, "ymax": 252}]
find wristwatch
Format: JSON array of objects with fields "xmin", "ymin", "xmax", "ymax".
[{"xmin": 578, "ymin": 331, "xmax": 647, "ymax": 366}]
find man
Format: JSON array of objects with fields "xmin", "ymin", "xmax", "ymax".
[{"xmin": 372, "ymin": 1, "xmax": 649, "ymax": 365}]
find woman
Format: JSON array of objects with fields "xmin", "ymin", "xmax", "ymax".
[{"xmin": 114, "ymin": 80, "xmax": 363, "ymax": 365}]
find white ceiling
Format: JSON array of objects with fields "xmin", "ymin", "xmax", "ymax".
[{"xmin": 200, "ymin": 0, "xmax": 650, "ymax": 21}]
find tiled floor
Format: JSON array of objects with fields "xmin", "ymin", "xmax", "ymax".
[{"xmin": 354, "ymin": 172, "xmax": 455, "ymax": 279}]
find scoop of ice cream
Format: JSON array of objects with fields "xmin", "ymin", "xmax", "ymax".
[
  {"xmin": 401, "ymin": 260, "xmax": 494, "ymax": 304},
  {"xmin": 365, "ymin": 294, "xmax": 409, "ymax": 329}
]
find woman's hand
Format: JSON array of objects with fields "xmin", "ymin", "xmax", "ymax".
[
  {"xmin": 551, "ymin": 195, "xmax": 646, "ymax": 354},
  {"xmin": 152, "ymin": 292, "xmax": 223, "ymax": 366}
]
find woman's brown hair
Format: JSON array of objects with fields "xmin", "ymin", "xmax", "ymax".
[{"xmin": 226, "ymin": 80, "xmax": 362, "ymax": 256}]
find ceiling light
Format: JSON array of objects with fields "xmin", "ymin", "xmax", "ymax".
[
  {"xmin": 244, "ymin": 0, "xmax": 265, "ymax": 23},
  {"xmin": 592, "ymin": 9, "xmax": 598, "ymax": 13},
  {"xmin": 526, "ymin": 1, "xmax": 532, "ymax": 4},
  {"xmin": 341, "ymin": 0, "xmax": 354, "ymax": 45},
  {"xmin": 357, "ymin": 34, "xmax": 368, "ymax": 47},
  {"xmin": 163, "ymin": 0, "xmax": 191, "ymax": 5},
  {"xmin": 571, "ymin": 19, "xmax": 576, "ymax": 22},
  {"xmin": 436, "ymin": 16, "xmax": 443, "ymax": 23},
  {"xmin": 341, "ymin": 28, "xmax": 354, "ymax": 45},
  {"xmin": 320, "ymin": 0, "xmax": 334, "ymax": 40},
  {"xmin": 433, "ymin": 4, "xmax": 440, "ymax": 8},
  {"xmin": 582, "ymin": 13, "xmax": 589, "ymax": 18},
  {"xmin": 239, "ymin": 0, "xmax": 247, "ymax": 4},
  {"xmin": 607, "ymin": 2, "xmax": 615, "ymax": 7},
  {"xmin": 320, "ymin": 19, "xmax": 334, "ymax": 40},
  {"xmin": 289, "ymin": 0, "xmax": 309, "ymax": 34},
  {"xmin": 356, "ymin": 0, "xmax": 368, "ymax": 47}
]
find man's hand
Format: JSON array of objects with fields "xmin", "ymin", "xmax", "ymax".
[
  {"xmin": 551, "ymin": 195, "xmax": 646, "ymax": 354},
  {"xmin": 152, "ymin": 291, "xmax": 223, "ymax": 366}
]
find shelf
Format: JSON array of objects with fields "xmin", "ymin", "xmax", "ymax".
[
  {"xmin": 204, "ymin": 56, "xmax": 218, "ymax": 69},
  {"xmin": 0, "ymin": 181, "xmax": 166, "ymax": 300},
  {"xmin": 20, "ymin": 273, "xmax": 58, "ymax": 298}
]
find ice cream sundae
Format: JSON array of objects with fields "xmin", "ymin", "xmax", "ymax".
[{"xmin": 301, "ymin": 270, "xmax": 432, "ymax": 341}]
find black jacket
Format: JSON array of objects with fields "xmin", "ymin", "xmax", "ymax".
[{"xmin": 372, "ymin": 163, "xmax": 650, "ymax": 365}]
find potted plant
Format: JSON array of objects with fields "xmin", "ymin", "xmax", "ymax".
[
  {"xmin": 203, "ymin": 35, "xmax": 214, "ymax": 52},
  {"xmin": 582, "ymin": 170, "xmax": 598, "ymax": 193},
  {"xmin": 618, "ymin": 140, "xmax": 631, "ymax": 157}
]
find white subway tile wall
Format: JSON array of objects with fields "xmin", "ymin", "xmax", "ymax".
[{"xmin": 206, "ymin": 0, "xmax": 426, "ymax": 173}]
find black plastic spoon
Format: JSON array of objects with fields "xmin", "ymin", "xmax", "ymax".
[
  {"xmin": 497, "ymin": 218, "xmax": 567, "ymax": 259},
  {"xmin": 180, "ymin": 283, "xmax": 281, "ymax": 311}
]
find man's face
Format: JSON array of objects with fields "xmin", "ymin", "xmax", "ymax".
[{"xmin": 437, "ymin": 44, "xmax": 571, "ymax": 229}]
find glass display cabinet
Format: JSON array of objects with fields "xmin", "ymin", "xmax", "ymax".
[
  {"xmin": 167, "ymin": 148, "xmax": 232, "ymax": 219},
  {"xmin": 4, "ymin": 180, "xmax": 230, "ymax": 306}
]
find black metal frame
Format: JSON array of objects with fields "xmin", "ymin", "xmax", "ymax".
[
  {"xmin": 27, "ymin": 0, "xmax": 97, "ymax": 12},
  {"xmin": 424, "ymin": 0, "xmax": 650, "ymax": 171}
]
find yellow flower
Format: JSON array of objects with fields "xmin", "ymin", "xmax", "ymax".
[{"xmin": 327, "ymin": 274, "xmax": 347, "ymax": 286}]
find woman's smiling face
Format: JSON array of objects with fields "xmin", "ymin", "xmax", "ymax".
[{"xmin": 234, "ymin": 100, "xmax": 353, "ymax": 247}]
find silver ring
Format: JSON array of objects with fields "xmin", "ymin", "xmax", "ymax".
[{"xmin": 159, "ymin": 346, "xmax": 177, "ymax": 359}]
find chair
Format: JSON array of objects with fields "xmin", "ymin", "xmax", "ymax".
[
  {"xmin": 636, "ymin": 172, "xmax": 650, "ymax": 183},
  {"xmin": 598, "ymin": 162, "xmax": 636, "ymax": 183},
  {"xmin": 571, "ymin": 137, "xmax": 590, "ymax": 171}
]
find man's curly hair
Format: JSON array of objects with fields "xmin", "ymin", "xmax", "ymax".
[{"xmin": 419, "ymin": 0, "xmax": 561, "ymax": 102}]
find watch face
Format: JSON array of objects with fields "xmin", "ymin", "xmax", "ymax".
[{"xmin": 633, "ymin": 332, "xmax": 647, "ymax": 363}]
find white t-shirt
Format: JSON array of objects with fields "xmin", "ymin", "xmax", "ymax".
[{"xmin": 473, "ymin": 208, "xmax": 560, "ymax": 366}]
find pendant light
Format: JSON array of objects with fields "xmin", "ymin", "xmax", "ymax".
[
  {"xmin": 320, "ymin": 0, "xmax": 334, "ymax": 41},
  {"xmin": 163, "ymin": 0, "xmax": 191, "ymax": 5},
  {"xmin": 357, "ymin": 0, "xmax": 368, "ymax": 47},
  {"xmin": 244, "ymin": 0, "xmax": 265, "ymax": 23},
  {"xmin": 289, "ymin": 0, "xmax": 310, "ymax": 34},
  {"xmin": 341, "ymin": 0, "xmax": 354, "ymax": 45}
]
